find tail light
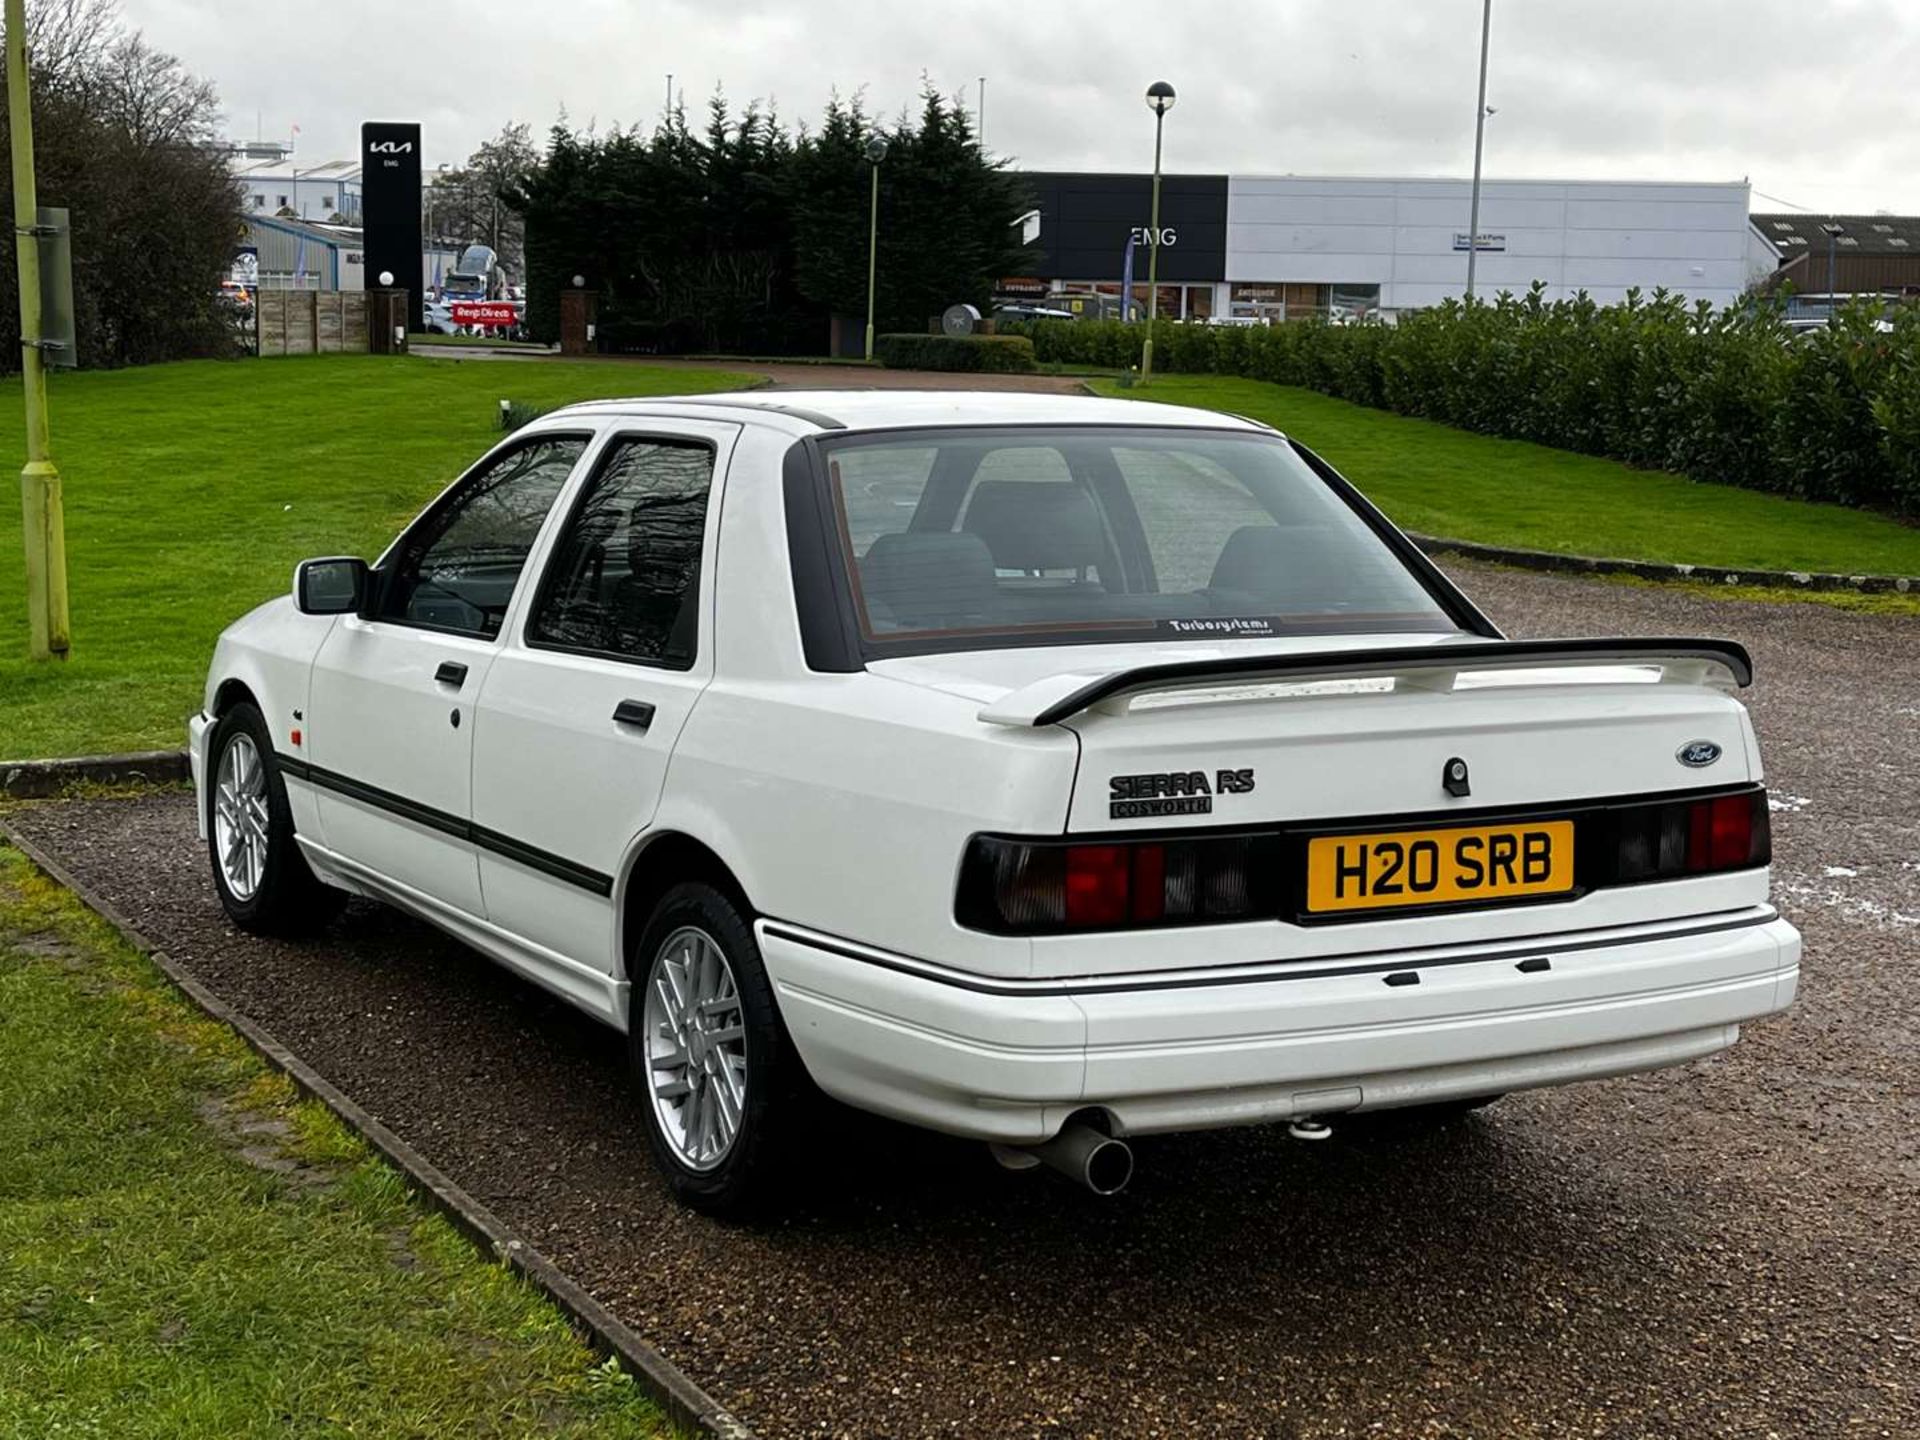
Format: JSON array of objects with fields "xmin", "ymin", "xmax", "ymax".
[
  {"xmin": 957, "ymin": 834, "xmax": 1269, "ymax": 935},
  {"xmin": 959, "ymin": 787, "xmax": 1769, "ymax": 936},
  {"xmin": 1614, "ymin": 789, "xmax": 1769, "ymax": 883}
]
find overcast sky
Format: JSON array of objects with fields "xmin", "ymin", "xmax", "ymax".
[{"xmin": 123, "ymin": 0, "xmax": 1920, "ymax": 214}]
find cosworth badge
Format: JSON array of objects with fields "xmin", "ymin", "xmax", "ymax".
[{"xmin": 1110, "ymin": 768, "xmax": 1255, "ymax": 820}]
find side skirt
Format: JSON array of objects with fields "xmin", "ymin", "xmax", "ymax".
[{"xmin": 295, "ymin": 836, "xmax": 630, "ymax": 1032}]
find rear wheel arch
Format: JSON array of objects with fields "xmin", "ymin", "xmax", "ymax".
[{"xmin": 619, "ymin": 832, "xmax": 755, "ymax": 979}]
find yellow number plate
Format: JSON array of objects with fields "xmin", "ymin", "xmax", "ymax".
[{"xmin": 1305, "ymin": 820, "xmax": 1575, "ymax": 914}]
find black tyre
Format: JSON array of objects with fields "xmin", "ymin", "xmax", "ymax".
[
  {"xmin": 629, "ymin": 881, "xmax": 800, "ymax": 1217},
  {"xmin": 206, "ymin": 702, "xmax": 343, "ymax": 935}
]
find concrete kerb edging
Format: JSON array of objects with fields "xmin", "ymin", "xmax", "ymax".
[
  {"xmin": 0, "ymin": 818, "xmax": 757, "ymax": 1440},
  {"xmin": 1409, "ymin": 533, "xmax": 1919, "ymax": 596},
  {"xmin": 2, "ymin": 748, "xmax": 190, "ymax": 798}
]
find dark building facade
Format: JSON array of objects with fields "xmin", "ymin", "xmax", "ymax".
[{"xmin": 1006, "ymin": 171, "xmax": 1228, "ymax": 319}]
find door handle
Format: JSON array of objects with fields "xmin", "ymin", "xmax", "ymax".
[
  {"xmin": 612, "ymin": 699, "xmax": 655, "ymax": 732},
  {"xmin": 435, "ymin": 661, "xmax": 469, "ymax": 689}
]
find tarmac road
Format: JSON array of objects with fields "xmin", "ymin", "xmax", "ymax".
[{"xmin": 9, "ymin": 563, "xmax": 1917, "ymax": 1439}]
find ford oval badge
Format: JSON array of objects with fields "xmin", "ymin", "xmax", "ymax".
[{"xmin": 1677, "ymin": 740, "xmax": 1722, "ymax": 768}]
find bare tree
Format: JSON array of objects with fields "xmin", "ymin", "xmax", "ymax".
[
  {"xmin": 0, "ymin": 0, "xmax": 240, "ymax": 367},
  {"xmin": 428, "ymin": 122, "xmax": 538, "ymax": 276}
]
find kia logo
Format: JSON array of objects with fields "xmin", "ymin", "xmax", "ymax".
[
  {"xmin": 368, "ymin": 141, "xmax": 413, "ymax": 154},
  {"xmin": 1677, "ymin": 740, "xmax": 1723, "ymax": 768}
]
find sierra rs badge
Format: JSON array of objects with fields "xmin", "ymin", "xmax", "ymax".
[{"xmin": 1110, "ymin": 768, "xmax": 1255, "ymax": 820}]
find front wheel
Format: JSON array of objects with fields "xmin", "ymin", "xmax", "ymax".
[
  {"xmin": 206, "ymin": 703, "xmax": 343, "ymax": 935},
  {"xmin": 629, "ymin": 882, "xmax": 800, "ymax": 1217}
]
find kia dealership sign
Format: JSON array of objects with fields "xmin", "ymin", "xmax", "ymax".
[{"xmin": 361, "ymin": 121, "xmax": 423, "ymax": 330}]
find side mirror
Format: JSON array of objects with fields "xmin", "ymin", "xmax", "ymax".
[{"xmin": 294, "ymin": 556, "xmax": 369, "ymax": 615}]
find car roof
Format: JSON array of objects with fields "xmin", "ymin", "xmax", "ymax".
[{"xmin": 544, "ymin": 388, "xmax": 1276, "ymax": 437}]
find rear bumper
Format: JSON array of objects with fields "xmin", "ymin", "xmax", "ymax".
[{"xmin": 758, "ymin": 909, "xmax": 1800, "ymax": 1143}]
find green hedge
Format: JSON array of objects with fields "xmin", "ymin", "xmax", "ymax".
[
  {"xmin": 1001, "ymin": 287, "xmax": 1920, "ymax": 516},
  {"xmin": 874, "ymin": 333, "xmax": 1037, "ymax": 373}
]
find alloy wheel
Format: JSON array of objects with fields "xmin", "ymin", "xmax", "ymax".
[
  {"xmin": 213, "ymin": 731, "xmax": 271, "ymax": 902},
  {"xmin": 642, "ymin": 925, "xmax": 749, "ymax": 1171}
]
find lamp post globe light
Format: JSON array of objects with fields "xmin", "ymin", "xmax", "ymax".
[
  {"xmin": 864, "ymin": 134, "xmax": 889, "ymax": 363},
  {"xmin": 1140, "ymin": 81, "xmax": 1175, "ymax": 385}
]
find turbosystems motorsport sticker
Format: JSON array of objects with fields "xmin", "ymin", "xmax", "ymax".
[
  {"xmin": 1110, "ymin": 768, "xmax": 1256, "ymax": 819},
  {"xmin": 1160, "ymin": 617, "xmax": 1276, "ymax": 637}
]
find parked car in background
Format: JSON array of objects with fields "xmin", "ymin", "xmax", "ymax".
[
  {"xmin": 190, "ymin": 391, "xmax": 1800, "ymax": 1213},
  {"xmin": 993, "ymin": 302, "xmax": 1075, "ymax": 322}
]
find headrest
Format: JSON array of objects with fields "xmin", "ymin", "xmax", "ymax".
[
  {"xmin": 859, "ymin": 531, "xmax": 997, "ymax": 630},
  {"xmin": 1209, "ymin": 524, "xmax": 1339, "ymax": 600},
  {"xmin": 962, "ymin": 481, "xmax": 1106, "ymax": 572},
  {"xmin": 626, "ymin": 495, "xmax": 705, "ymax": 595}
]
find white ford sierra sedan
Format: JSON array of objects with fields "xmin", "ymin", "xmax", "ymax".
[{"xmin": 191, "ymin": 391, "xmax": 1800, "ymax": 1212}]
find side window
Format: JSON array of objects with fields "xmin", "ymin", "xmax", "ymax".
[
  {"xmin": 379, "ymin": 436, "xmax": 586, "ymax": 637},
  {"xmin": 527, "ymin": 438, "xmax": 715, "ymax": 668}
]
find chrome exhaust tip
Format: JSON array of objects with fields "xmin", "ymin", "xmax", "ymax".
[{"xmin": 1027, "ymin": 1121, "xmax": 1134, "ymax": 1196}]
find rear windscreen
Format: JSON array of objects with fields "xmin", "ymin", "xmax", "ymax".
[{"xmin": 821, "ymin": 427, "xmax": 1455, "ymax": 649}]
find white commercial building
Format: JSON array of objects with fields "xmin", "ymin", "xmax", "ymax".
[
  {"xmin": 233, "ymin": 158, "xmax": 364, "ymax": 224},
  {"xmin": 1012, "ymin": 173, "xmax": 1779, "ymax": 320},
  {"xmin": 1226, "ymin": 176, "xmax": 1776, "ymax": 314}
]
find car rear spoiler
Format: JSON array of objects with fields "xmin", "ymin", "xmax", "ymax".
[{"xmin": 975, "ymin": 637, "xmax": 1754, "ymax": 729}]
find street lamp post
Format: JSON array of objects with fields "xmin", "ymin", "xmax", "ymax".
[
  {"xmin": 1819, "ymin": 221, "xmax": 1845, "ymax": 324},
  {"xmin": 1464, "ymin": 0, "xmax": 1493, "ymax": 301},
  {"xmin": 1140, "ymin": 80, "xmax": 1175, "ymax": 385},
  {"xmin": 863, "ymin": 134, "xmax": 888, "ymax": 362}
]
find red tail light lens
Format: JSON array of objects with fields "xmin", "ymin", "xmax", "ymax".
[
  {"xmin": 1064, "ymin": 845, "xmax": 1132, "ymax": 926},
  {"xmin": 1702, "ymin": 793, "xmax": 1757, "ymax": 869},
  {"xmin": 1618, "ymin": 789, "xmax": 1768, "ymax": 883}
]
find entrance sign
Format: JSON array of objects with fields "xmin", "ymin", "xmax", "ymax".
[{"xmin": 361, "ymin": 121, "xmax": 423, "ymax": 330}]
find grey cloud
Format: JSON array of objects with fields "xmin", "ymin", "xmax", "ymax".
[{"xmin": 124, "ymin": 0, "xmax": 1920, "ymax": 212}]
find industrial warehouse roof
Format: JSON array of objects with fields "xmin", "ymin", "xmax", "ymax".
[
  {"xmin": 231, "ymin": 157, "xmax": 362, "ymax": 184},
  {"xmin": 242, "ymin": 214, "xmax": 361, "ymax": 248},
  {"xmin": 1752, "ymin": 214, "xmax": 1920, "ymax": 257}
]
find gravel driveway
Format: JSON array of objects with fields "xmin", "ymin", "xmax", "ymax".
[{"xmin": 9, "ymin": 564, "xmax": 1917, "ymax": 1439}]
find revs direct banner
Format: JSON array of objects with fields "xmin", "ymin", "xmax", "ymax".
[{"xmin": 450, "ymin": 301, "xmax": 517, "ymax": 328}]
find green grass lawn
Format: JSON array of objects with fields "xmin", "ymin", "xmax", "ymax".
[
  {"xmin": 0, "ymin": 845, "xmax": 671, "ymax": 1439},
  {"xmin": 0, "ymin": 355, "xmax": 758, "ymax": 760},
  {"xmin": 1096, "ymin": 376, "xmax": 1920, "ymax": 578}
]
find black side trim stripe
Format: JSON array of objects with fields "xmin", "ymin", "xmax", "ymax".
[
  {"xmin": 279, "ymin": 755, "xmax": 614, "ymax": 897},
  {"xmin": 760, "ymin": 909, "xmax": 1780, "ymax": 998}
]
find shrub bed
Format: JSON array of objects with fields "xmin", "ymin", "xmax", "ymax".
[
  {"xmin": 874, "ymin": 333, "xmax": 1037, "ymax": 373},
  {"xmin": 1001, "ymin": 287, "xmax": 1920, "ymax": 516}
]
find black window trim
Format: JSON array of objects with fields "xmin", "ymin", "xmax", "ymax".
[
  {"xmin": 786, "ymin": 422, "xmax": 1501, "ymax": 668},
  {"xmin": 367, "ymin": 428, "xmax": 596, "ymax": 644},
  {"xmin": 520, "ymin": 429, "xmax": 721, "ymax": 674}
]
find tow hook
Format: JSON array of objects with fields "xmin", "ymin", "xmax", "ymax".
[{"xmin": 1287, "ymin": 1116, "xmax": 1334, "ymax": 1142}]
